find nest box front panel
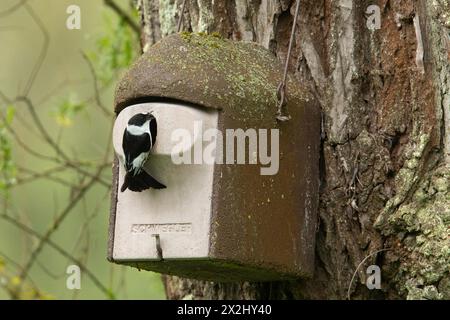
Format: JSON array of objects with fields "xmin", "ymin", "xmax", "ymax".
[{"xmin": 111, "ymin": 102, "xmax": 218, "ymax": 261}]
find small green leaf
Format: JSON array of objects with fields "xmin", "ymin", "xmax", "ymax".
[
  {"xmin": 86, "ymin": 11, "xmax": 138, "ymax": 86},
  {"xmin": 52, "ymin": 95, "xmax": 85, "ymax": 127},
  {"xmin": 5, "ymin": 105, "xmax": 15, "ymax": 125},
  {"xmin": 106, "ymin": 288, "xmax": 116, "ymax": 300}
]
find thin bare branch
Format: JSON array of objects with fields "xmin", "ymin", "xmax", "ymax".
[
  {"xmin": 81, "ymin": 52, "xmax": 114, "ymax": 118},
  {"xmin": 15, "ymin": 166, "xmax": 78, "ymax": 188},
  {"xmin": 104, "ymin": 0, "xmax": 140, "ymax": 35},
  {"xmin": 0, "ymin": 90, "xmax": 12, "ymax": 104},
  {"xmin": 16, "ymin": 165, "xmax": 106, "ymax": 286},
  {"xmin": 22, "ymin": 3, "xmax": 49, "ymax": 96},
  {"xmin": 15, "ymin": 96, "xmax": 111, "ymax": 187},
  {"xmin": 1, "ymin": 215, "xmax": 113, "ymax": 298},
  {"xmin": 0, "ymin": 0, "xmax": 27, "ymax": 18},
  {"xmin": 0, "ymin": 250, "xmax": 42, "ymax": 299},
  {"xmin": 0, "ymin": 107, "xmax": 58, "ymax": 162}
]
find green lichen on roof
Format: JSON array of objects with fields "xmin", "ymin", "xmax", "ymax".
[{"xmin": 115, "ymin": 32, "xmax": 312, "ymax": 122}]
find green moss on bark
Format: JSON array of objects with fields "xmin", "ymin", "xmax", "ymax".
[
  {"xmin": 377, "ymin": 159, "xmax": 450, "ymax": 299},
  {"xmin": 158, "ymin": 0, "xmax": 177, "ymax": 36}
]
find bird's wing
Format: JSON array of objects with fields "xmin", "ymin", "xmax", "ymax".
[{"xmin": 122, "ymin": 129, "xmax": 151, "ymax": 172}]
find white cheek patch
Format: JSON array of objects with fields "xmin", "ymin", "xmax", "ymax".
[{"xmin": 127, "ymin": 121, "xmax": 149, "ymax": 136}]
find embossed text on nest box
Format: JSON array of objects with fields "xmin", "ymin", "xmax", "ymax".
[{"xmin": 131, "ymin": 223, "xmax": 192, "ymax": 234}]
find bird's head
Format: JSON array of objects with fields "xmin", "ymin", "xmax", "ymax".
[{"xmin": 128, "ymin": 112, "xmax": 155, "ymax": 126}]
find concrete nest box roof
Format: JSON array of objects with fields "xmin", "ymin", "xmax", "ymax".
[{"xmin": 114, "ymin": 32, "xmax": 313, "ymax": 122}]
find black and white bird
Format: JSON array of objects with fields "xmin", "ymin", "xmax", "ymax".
[{"xmin": 120, "ymin": 112, "xmax": 166, "ymax": 192}]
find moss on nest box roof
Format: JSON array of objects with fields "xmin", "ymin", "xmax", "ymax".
[{"xmin": 114, "ymin": 32, "xmax": 312, "ymax": 121}]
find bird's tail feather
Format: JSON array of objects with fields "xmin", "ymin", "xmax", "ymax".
[{"xmin": 120, "ymin": 170, "xmax": 166, "ymax": 192}]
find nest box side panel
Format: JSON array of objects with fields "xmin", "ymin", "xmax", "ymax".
[
  {"xmin": 209, "ymin": 96, "xmax": 321, "ymax": 279},
  {"xmin": 107, "ymin": 157, "xmax": 120, "ymax": 262}
]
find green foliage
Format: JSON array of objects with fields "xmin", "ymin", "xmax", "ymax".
[
  {"xmin": 0, "ymin": 106, "xmax": 16, "ymax": 192},
  {"xmin": 52, "ymin": 95, "xmax": 85, "ymax": 127},
  {"xmin": 106, "ymin": 288, "xmax": 117, "ymax": 300},
  {"xmin": 87, "ymin": 14, "xmax": 138, "ymax": 86},
  {"xmin": 0, "ymin": 264, "xmax": 54, "ymax": 300}
]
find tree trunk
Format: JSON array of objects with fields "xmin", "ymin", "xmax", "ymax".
[{"xmin": 136, "ymin": 0, "xmax": 450, "ymax": 299}]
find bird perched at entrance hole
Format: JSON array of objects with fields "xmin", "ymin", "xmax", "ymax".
[{"xmin": 120, "ymin": 112, "xmax": 166, "ymax": 192}]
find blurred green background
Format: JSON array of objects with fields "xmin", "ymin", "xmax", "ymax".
[{"xmin": 0, "ymin": 0, "xmax": 165, "ymax": 299}]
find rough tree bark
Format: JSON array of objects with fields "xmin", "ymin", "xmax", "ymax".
[{"xmin": 135, "ymin": 0, "xmax": 450, "ymax": 299}]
